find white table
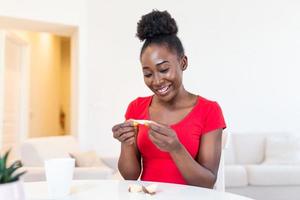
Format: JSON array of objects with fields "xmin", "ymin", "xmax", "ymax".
[{"xmin": 24, "ymin": 180, "xmax": 254, "ymax": 200}]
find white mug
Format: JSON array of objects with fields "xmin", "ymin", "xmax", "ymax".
[{"xmin": 44, "ymin": 158, "xmax": 75, "ymax": 198}]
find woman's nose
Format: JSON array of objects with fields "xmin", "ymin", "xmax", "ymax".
[{"xmin": 152, "ymin": 73, "xmax": 163, "ymax": 86}]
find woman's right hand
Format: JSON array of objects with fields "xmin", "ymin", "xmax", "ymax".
[{"xmin": 112, "ymin": 120, "xmax": 137, "ymax": 146}]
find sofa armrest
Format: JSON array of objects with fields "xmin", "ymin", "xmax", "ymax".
[
  {"xmin": 101, "ymin": 157, "xmax": 118, "ymax": 172},
  {"xmin": 225, "ymin": 165, "xmax": 248, "ymax": 187}
]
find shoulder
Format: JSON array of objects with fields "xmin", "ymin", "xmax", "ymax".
[
  {"xmin": 125, "ymin": 95, "xmax": 152, "ymax": 119},
  {"xmin": 194, "ymin": 96, "xmax": 224, "ymax": 119},
  {"xmin": 128, "ymin": 95, "xmax": 152, "ymax": 107},
  {"xmin": 196, "ymin": 96, "xmax": 226, "ymax": 133},
  {"xmin": 197, "ymin": 96, "xmax": 221, "ymax": 110},
  {"xmin": 126, "ymin": 95, "xmax": 152, "ymax": 112}
]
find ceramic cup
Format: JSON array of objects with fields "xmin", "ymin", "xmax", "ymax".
[{"xmin": 44, "ymin": 158, "xmax": 75, "ymax": 199}]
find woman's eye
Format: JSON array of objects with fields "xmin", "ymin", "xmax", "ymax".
[
  {"xmin": 144, "ymin": 74, "xmax": 152, "ymax": 78},
  {"xmin": 160, "ymin": 68, "xmax": 169, "ymax": 73}
]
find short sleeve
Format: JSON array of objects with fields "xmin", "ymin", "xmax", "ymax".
[
  {"xmin": 125, "ymin": 99, "xmax": 137, "ymax": 120},
  {"xmin": 202, "ymin": 102, "xmax": 226, "ymax": 134}
]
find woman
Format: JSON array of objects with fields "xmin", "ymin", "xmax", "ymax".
[{"xmin": 112, "ymin": 10, "xmax": 226, "ymax": 188}]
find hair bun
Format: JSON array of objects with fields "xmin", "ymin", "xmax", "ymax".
[{"xmin": 136, "ymin": 10, "xmax": 178, "ymax": 41}]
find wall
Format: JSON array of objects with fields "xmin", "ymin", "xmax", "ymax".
[
  {"xmin": 0, "ymin": 0, "xmax": 84, "ymax": 27},
  {"xmin": 86, "ymin": 0, "xmax": 300, "ymax": 157}
]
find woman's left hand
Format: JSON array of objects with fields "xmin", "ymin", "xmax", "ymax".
[{"xmin": 148, "ymin": 121, "xmax": 182, "ymax": 153}]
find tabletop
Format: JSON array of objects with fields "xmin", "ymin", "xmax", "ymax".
[{"xmin": 24, "ymin": 180, "xmax": 254, "ymax": 200}]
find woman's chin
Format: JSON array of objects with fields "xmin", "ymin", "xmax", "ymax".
[{"xmin": 155, "ymin": 91, "xmax": 176, "ymax": 102}]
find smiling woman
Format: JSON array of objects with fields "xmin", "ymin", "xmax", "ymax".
[{"xmin": 112, "ymin": 10, "xmax": 226, "ymax": 188}]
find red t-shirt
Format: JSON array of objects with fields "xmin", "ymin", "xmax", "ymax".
[{"xmin": 125, "ymin": 95, "xmax": 226, "ymax": 185}]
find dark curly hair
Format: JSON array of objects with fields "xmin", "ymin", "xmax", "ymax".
[{"xmin": 136, "ymin": 10, "xmax": 185, "ymax": 59}]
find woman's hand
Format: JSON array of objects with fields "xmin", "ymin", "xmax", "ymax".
[
  {"xmin": 148, "ymin": 122, "xmax": 182, "ymax": 153},
  {"xmin": 112, "ymin": 120, "xmax": 137, "ymax": 146}
]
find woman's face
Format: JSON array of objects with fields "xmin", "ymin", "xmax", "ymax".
[{"xmin": 140, "ymin": 44, "xmax": 187, "ymax": 102}]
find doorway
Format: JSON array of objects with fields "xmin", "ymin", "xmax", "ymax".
[{"xmin": 0, "ymin": 17, "xmax": 78, "ymax": 159}]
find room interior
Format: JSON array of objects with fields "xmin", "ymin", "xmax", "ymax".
[{"xmin": 0, "ymin": 1, "xmax": 299, "ymax": 200}]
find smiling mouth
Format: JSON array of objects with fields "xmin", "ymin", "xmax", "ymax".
[{"xmin": 155, "ymin": 85, "xmax": 170, "ymax": 96}]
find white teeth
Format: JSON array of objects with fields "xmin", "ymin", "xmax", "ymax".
[{"xmin": 157, "ymin": 86, "xmax": 169, "ymax": 94}]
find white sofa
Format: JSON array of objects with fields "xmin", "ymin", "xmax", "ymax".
[
  {"xmin": 225, "ymin": 133, "xmax": 300, "ymax": 200},
  {"xmin": 20, "ymin": 136, "xmax": 114, "ymax": 182}
]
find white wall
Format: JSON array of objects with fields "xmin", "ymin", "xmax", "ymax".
[
  {"xmin": 0, "ymin": 0, "xmax": 84, "ymax": 26},
  {"xmin": 87, "ymin": 0, "xmax": 300, "ymax": 157}
]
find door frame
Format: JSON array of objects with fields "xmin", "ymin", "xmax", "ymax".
[
  {"xmin": 0, "ymin": 16, "xmax": 80, "ymax": 147},
  {"xmin": 0, "ymin": 31, "xmax": 5, "ymax": 148},
  {"xmin": 0, "ymin": 31, "xmax": 29, "ymax": 152}
]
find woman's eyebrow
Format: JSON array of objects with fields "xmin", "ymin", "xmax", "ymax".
[
  {"xmin": 142, "ymin": 60, "xmax": 169, "ymax": 69},
  {"xmin": 155, "ymin": 60, "xmax": 169, "ymax": 67}
]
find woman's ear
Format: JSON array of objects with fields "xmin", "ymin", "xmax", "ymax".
[{"xmin": 181, "ymin": 56, "xmax": 188, "ymax": 71}]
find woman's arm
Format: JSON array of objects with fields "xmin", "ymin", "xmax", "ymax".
[
  {"xmin": 118, "ymin": 143, "xmax": 141, "ymax": 180},
  {"xmin": 148, "ymin": 122, "xmax": 222, "ymax": 188},
  {"xmin": 113, "ymin": 122, "xmax": 142, "ymax": 179},
  {"xmin": 170, "ymin": 129, "xmax": 222, "ymax": 188}
]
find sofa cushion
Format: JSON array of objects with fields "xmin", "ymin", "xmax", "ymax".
[
  {"xmin": 69, "ymin": 151, "xmax": 105, "ymax": 167},
  {"xmin": 264, "ymin": 136, "xmax": 300, "ymax": 164},
  {"xmin": 225, "ymin": 165, "xmax": 248, "ymax": 187},
  {"xmin": 73, "ymin": 167, "xmax": 113, "ymax": 179},
  {"xmin": 21, "ymin": 136, "xmax": 80, "ymax": 166},
  {"xmin": 247, "ymin": 165, "xmax": 300, "ymax": 185}
]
